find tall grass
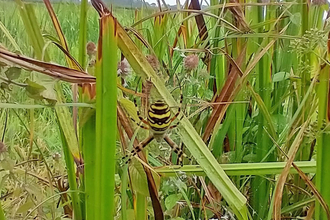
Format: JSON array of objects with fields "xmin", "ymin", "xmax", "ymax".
[{"xmin": 0, "ymin": 0, "xmax": 330, "ymax": 219}]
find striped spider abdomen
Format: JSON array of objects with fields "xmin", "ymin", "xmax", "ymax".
[{"xmin": 148, "ymin": 100, "xmax": 171, "ymax": 141}]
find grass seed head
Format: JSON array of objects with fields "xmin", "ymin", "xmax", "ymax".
[
  {"xmin": 183, "ymin": 54, "xmax": 199, "ymax": 71},
  {"xmin": 86, "ymin": 41, "xmax": 97, "ymax": 57}
]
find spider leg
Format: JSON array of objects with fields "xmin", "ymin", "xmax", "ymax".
[
  {"xmin": 129, "ymin": 117, "xmax": 149, "ymax": 130},
  {"xmin": 168, "ymin": 82, "xmax": 183, "ymax": 125},
  {"xmin": 134, "ymin": 98, "xmax": 149, "ymax": 125},
  {"xmin": 127, "ymin": 99, "xmax": 149, "ymax": 130},
  {"xmin": 132, "ymin": 99, "xmax": 149, "ymax": 129},
  {"xmin": 164, "ymin": 135, "xmax": 190, "ymax": 166},
  {"xmin": 122, "ymin": 135, "xmax": 155, "ymax": 164},
  {"xmin": 168, "ymin": 114, "xmax": 184, "ymax": 130}
]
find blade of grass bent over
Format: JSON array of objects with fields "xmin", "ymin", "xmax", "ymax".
[{"xmin": 43, "ymin": 0, "xmax": 80, "ymax": 70}]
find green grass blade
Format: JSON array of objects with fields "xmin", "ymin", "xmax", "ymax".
[
  {"xmin": 210, "ymin": 105, "xmax": 234, "ymax": 159},
  {"xmin": 0, "ymin": 20, "xmax": 21, "ymax": 53},
  {"xmin": 316, "ymin": 64, "xmax": 330, "ymax": 219},
  {"xmin": 78, "ymin": 0, "xmax": 88, "ymax": 68},
  {"xmin": 121, "ymin": 164, "xmax": 129, "ymax": 220},
  {"xmin": 209, "ymin": 0, "xmax": 225, "ymax": 93},
  {"xmin": 94, "ymin": 13, "xmax": 118, "ymax": 219},
  {"xmin": 55, "ymin": 84, "xmax": 81, "ymax": 159},
  {"xmin": 251, "ymin": 3, "xmax": 274, "ymax": 218},
  {"xmin": 281, "ymin": 198, "xmax": 315, "ymax": 214},
  {"xmin": 155, "ymin": 161, "xmax": 316, "ymax": 177},
  {"xmin": 247, "ymin": 83, "xmax": 277, "ymax": 139},
  {"xmin": 58, "ymin": 119, "xmax": 82, "ymax": 220},
  {"xmin": 135, "ymin": 193, "xmax": 147, "ymax": 220},
  {"xmin": 82, "ymin": 114, "xmax": 96, "ymax": 219},
  {"xmin": 0, "ymin": 201, "xmax": 5, "ymax": 220},
  {"xmin": 15, "ymin": 0, "xmax": 49, "ymax": 61},
  {"xmin": 172, "ymin": 177, "xmax": 195, "ymax": 220}
]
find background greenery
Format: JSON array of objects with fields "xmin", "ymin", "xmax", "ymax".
[{"xmin": 0, "ymin": 0, "xmax": 329, "ymax": 219}]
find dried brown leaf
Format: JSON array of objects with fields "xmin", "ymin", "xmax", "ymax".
[
  {"xmin": 202, "ymin": 45, "xmax": 246, "ymax": 142},
  {"xmin": 0, "ymin": 48, "xmax": 95, "ymax": 83}
]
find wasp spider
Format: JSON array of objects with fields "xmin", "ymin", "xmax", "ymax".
[{"xmin": 123, "ymin": 85, "xmax": 189, "ymax": 165}]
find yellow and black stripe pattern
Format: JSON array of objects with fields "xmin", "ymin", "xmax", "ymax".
[
  {"xmin": 123, "ymin": 85, "xmax": 190, "ymax": 165},
  {"xmin": 147, "ymin": 100, "xmax": 171, "ymax": 132}
]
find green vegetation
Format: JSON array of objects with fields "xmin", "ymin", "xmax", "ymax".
[{"xmin": 0, "ymin": 0, "xmax": 329, "ymax": 219}]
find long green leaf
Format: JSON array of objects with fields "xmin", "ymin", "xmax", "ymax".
[
  {"xmin": 94, "ymin": 13, "xmax": 118, "ymax": 220},
  {"xmin": 58, "ymin": 117, "xmax": 82, "ymax": 220},
  {"xmin": 78, "ymin": 0, "xmax": 88, "ymax": 68},
  {"xmin": 0, "ymin": 201, "xmax": 5, "ymax": 220},
  {"xmin": 15, "ymin": 0, "xmax": 49, "ymax": 61},
  {"xmin": 0, "ymin": 21, "xmax": 21, "ymax": 53},
  {"xmin": 316, "ymin": 64, "xmax": 330, "ymax": 219},
  {"xmin": 155, "ymin": 161, "xmax": 316, "ymax": 177}
]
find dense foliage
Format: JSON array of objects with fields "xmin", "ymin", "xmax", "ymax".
[{"xmin": 0, "ymin": 0, "xmax": 329, "ymax": 219}]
